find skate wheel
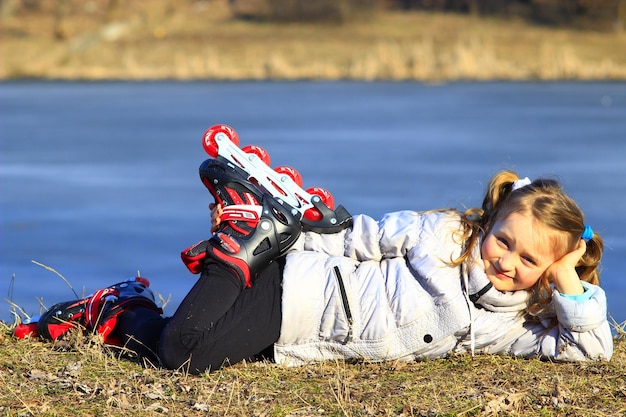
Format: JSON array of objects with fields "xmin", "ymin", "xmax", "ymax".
[
  {"xmin": 274, "ymin": 166, "xmax": 303, "ymax": 187},
  {"xmin": 307, "ymin": 187, "xmax": 334, "ymax": 210},
  {"xmin": 202, "ymin": 124, "xmax": 239, "ymax": 157},
  {"xmin": 242, "ymin": 145, "xmax": 271, "ymax": 165},
  {"xmin": 303, "ymin": 187, "xmax": 335, "ymax": 222}
]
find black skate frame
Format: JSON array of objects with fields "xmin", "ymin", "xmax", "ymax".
[{"xmin": 206, "ymin": 156, "xmax": 352, "ymax": 234}]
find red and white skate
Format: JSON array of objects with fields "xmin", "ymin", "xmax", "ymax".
[{"xmin": 201, "ymin": 124, "xmax": 352, "ymax": 233}]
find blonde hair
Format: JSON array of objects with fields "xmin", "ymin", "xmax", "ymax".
[{"xmin": 454, "ymin": 170, "xmax": 603, "ymax": 315}]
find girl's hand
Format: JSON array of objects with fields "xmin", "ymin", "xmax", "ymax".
[
  {"xmin": 209, "ymin": 203, "xmax": 223, "ymax": 234},
  {"xmin": 544, "ymin": 240, "xmax": 587, "ymax": 295}
]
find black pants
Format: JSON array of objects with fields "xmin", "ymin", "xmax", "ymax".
[{"xmin": 116, "ymin": 259, "xmax": 284, "ymax": 374}]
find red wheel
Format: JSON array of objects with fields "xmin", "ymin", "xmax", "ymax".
[
  {"xmin": 242, "ymin": 145, "xmax": 270, "ymax": 165},
  {"xmin": 202, "ymin": 124, "xmax": 239, "ymax": 157},
  {"xmin": 303, "ymin": 187, "xmax": 335, "ymax": 222},
  {"xmin": 274, "ymin": 166, "xmax": 303, "ymax": 187}
]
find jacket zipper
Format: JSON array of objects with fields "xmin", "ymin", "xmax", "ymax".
[{"xmin": 333, "ymin": 266, "xmax": 353, "ymax": 344}]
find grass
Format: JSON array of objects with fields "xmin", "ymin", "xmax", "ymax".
[
  {"xmin": 1, "ymin": 321, "xmax": 625, "ymax": 416},
  {"xmin": 1, "ymin": 0, "xmax": 625, "ymax": 81}
]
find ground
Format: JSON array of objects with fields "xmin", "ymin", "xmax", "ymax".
[{"xmin": 1, "ymin": 323, "xmax": 625, "ymax": 416}]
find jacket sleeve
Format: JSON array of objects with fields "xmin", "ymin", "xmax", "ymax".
[
  {"xmin": 298, "ymin": 210, "xmax": 463, "ymax": 266},
  {"xmin": 487, "ymin": 283, "xmax": 614, "ymax": 361},
  {"xmin": 298, "ymin": 211, "xmax": 424, "ymax": 261},
  {"xmin": 343, "ymin": 210, "xmax": 462, "ymax": 262}
]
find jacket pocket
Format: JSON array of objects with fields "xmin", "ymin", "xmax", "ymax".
[{"xmin": 333, "ymin": 266, "xmax": 353, "ymax": 344}]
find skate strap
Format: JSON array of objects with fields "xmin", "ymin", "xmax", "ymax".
[
  {"xmin": 221, "ymin": 205, "xmax": 262, "ymax": 225},
  {"xmin": 181, "ymin": 206, "xmax": 263, "ymax": 275},
  {"xmin": 85, "ymin": 288, "xmax": 119, "ymax": 330}
]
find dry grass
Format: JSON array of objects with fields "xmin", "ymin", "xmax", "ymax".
[
  {"xmin": 1, "ymin": 321, "xmax": 625, "ymax": 416},
  {"xmin": 1, "ymin": 0, "xmax": 625, "ymax": 81}
]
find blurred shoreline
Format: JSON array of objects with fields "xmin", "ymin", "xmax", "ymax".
[{"xmin": 1, "ymin": 1, "xmax": 625, "ymax": 81}]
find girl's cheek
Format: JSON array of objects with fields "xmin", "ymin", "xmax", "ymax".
[{"xmin": 481, "ymin": 236, "xmax": 494, "ymax": 259}]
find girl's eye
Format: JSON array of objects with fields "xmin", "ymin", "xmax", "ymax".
[
  {"xmin": 522, "ymin": 256, "xmax": 536, "ymax": 266},
  {"xmin": 496, "ymin": 237, "xmax": 509, "ymax": 247}
]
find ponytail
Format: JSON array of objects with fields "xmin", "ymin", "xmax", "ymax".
[
  {"xmin": 452, "ymin": 170, "xmax": 521, "ymax": 267},
  {"xmin": 577, "ymin": 233, "xmax": 603, "ymax": 286},
  {"xmin": 479, "ymin": 170, "xmax": 519, "ymax": 228}
]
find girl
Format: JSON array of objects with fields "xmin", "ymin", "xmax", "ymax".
[{"xmin": 24, "ymin": 166, "xmax": 613, "ymax": 374}]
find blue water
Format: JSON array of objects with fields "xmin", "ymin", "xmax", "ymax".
[{"xmin": 1, "ymin": 81, "xmax": 625, "ymax": 326}]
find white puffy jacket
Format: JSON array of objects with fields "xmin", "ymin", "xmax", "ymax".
[{"xmin": 274, "ymin": 210, "xmax": 614, "ymax": 366}]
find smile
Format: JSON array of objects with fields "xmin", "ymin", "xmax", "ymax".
[{"xmin": 493, "ymin": 264, "xmax": 513, "ymax": 279}]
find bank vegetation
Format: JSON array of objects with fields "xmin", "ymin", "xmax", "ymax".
[{"xmin": 1, "ymin": 0, "xmax": 625, "ymax": 81}]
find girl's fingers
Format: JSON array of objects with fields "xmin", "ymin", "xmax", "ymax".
[{"xmin": 210, "ymin": 203, "xmax": 223, "ymax": 233}]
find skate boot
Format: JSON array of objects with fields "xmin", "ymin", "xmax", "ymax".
[
  {"xmin": 181, "ymin": 156, "xmax": 269, "ymax": 274},
  {"xmin": 206, "ymin": 194, "xmax": 301, "ymax": 287},
  {"xmin": 182, "ymin": 124, "xmax": 352, "ymax": 275},
  {"xmin": 13, "ymin": 277, "xmax": 162, "ymax": 346},
  {"xmin": 200, "ymin": 124, "xmax": 352, "ymax": 234}
]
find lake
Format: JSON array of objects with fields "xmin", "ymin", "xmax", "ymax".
[{"xmin": 1, "ymin": 80, "xmax": 625, "ymax": 326}]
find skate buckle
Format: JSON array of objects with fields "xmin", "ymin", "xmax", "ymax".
[{"xmin": 216, "ymin": 232, "xmax": 241, "ymax": 254}]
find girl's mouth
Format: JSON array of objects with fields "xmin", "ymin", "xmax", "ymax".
[{"xmin": 493, "ymin": 264, "xmax": 513, "ymax": 279}]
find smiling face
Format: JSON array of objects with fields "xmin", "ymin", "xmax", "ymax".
[{"xmin": 481, "ymin": 211, "xmax": 561, "ymax": 292}]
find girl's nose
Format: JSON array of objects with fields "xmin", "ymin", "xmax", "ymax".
[{"xmin": 498, "ymin": 252, "xmax": 515, "ymax": 272}]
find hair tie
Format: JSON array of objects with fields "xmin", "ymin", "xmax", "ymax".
[
  {"xmin": 511, "ymin": 177, "xmax": 531, "ymax": 191},
  {"xmin": 581, "ymin": 225, "xmax": 594, "ymax": 242}
]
